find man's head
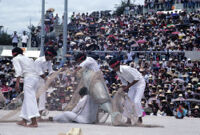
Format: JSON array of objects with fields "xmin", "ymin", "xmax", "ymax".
[
  {"xmin": 75, "ymin": 52, "xmax": 86, "ymax": 64},
  {"xmin": 109, "ymin": 59, "xmax": 120, "ymax": 72},
  {"xmin": 44, "ymin": 47, "xmax": 57, "ymax": 61},
  {"xmin": 12, "ymin": 47, "xmax": 23, "ymax": 57},
  {"xmin": 79, "ymin": 87, "xmax": 88, "ymax": 97}
]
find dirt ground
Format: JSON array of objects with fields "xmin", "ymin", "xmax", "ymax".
[{"xmin": 0, "ymin": 110, "xmax": 200, "ymax": 135}]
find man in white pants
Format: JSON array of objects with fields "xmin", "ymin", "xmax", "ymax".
[
  {"xmin": 109, "ymin": 59, "xmax": 146, "ymax": 124},
  {"xmin": 35, "ymin": 47, "xmax": 57, "ymax": 116},
  {"xmin": 12, "ymin": 47, "xmax": 40, "ymax": 127},
  {"xmin": 51, "ymin": 87, "xmax": 98, "ymax": 124}
]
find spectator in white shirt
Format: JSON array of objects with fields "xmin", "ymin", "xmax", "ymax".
[
  {"xmin": 12, "ymin": 31, "xmax": 19, "ymax": 47},
  {"xmin": 21, "ymin": 31, "xmax": 29, "ymax": 47}
]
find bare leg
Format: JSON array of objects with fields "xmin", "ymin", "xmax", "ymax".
[
  {"xmin": 17, "ymin": 119, "xmax": 27, "ymax": 127},
  {"xmin": 27, "ymin": 117, "xmax": 38, "ymax": 127}
]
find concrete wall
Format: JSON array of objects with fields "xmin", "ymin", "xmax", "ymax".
[{"xmin": 185, "ymin": 51, "xmax": 200, "ymax": 61}]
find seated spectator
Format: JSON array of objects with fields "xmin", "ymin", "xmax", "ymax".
[
  {"xmin": 175, "ymin": 104, "xmax": 188, "ymax": 119},
  {"xmin": 191, "ymin": 105, "xmax": 200, "ymax": 118}
]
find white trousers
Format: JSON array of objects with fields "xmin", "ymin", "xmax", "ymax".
[
  {"xmin": 20, "ymin": 76, "xmax": 40, "ymax": 120},
  {"xmin": 53, "ymin": 111, "xmax": 91, "ymax": 124},
  {"xmin": 38, "ymin": 78, "xmax": 46, "ymax": 111},
  {"xmin": 123, "ymin": 79, "xmax": 145, "ymax": 117}
]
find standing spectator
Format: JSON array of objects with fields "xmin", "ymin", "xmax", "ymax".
[
  {"xmin": 21, "ymin": 31, "xmax": 29, "ymax": 47},
  {"xmin": 12, "ymin": 31, "xmax": 19, "ymax": 47},
  {"xmin": 54, "ymin": 13, "xmax": 60, "ymax": 25}
]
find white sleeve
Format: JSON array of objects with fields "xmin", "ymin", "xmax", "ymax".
[
  {"xmin": 72, "ymin": 96, "xmax": 88, "ymax": 113},
  {"xmin": 12, "ymin": 58, "xmax": 23, "ymax": 77},
  {"xmin": 79, "ymin": 58, "xmax": 93, "ymax": 68},
  {"xmin": 34, "ymin": 59, "xmax": 44, "ymax": 76},
  {"xmin": 48, "ymin": 62, "xmax": 54, "ymax": 74},
  {"xmin": 125, "ymin": 67, "xmax": 140, "ymax": 81},
  {"xmin": 118, "ymin": 75, "xmax": 128, "ymax": 86}
]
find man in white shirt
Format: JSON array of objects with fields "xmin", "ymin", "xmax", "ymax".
[
  {"xmin": 35, "ymin": 47, "xmax": 57, "ymax": 116},
  {"xmin": 12, "ymin": 31, "xmax": 19, "ymax": 47},
  {"xmin": 21, "ymin": 31, "xmax": 29, "ymax": 47},
  {"xmin": 109, "ymin": 59, "xmax": 146, "ymax": 124},
  {"xmin": 74, "ymin": 53, "xmax": 113, "ymax": 122},
  {"xmin": 74, "ymin": 52, "xmax": 100, "ymax": 72},
  {"xmin": 50, "ymin": 87, "xmax": 98, "ymax": 124},
  {"xmin": 12, "ymin": 47, "xmax": 40, "ymax": 127}
]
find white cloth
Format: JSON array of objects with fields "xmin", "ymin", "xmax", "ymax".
[
  {"xmin": 117, "ymin": 65, "xmax": 145, "ymax": 117},
  {"xmin": 21, "ymin": 35, "xmax": 29, "ymax": 43},
  {"xmin": 80, "ymin": 57, "xmax": 100, "ymax": 72},
  {"xmin": 12, "ymin": 54, "xmax": 38, "ymax": 77},
  {"xmin": 35, "ymin": 56, "xmax": 53, "ymax": 111},
  {"xmin": 53, "ymin": 95, "xmax": 98, "ymax": 124},
  {"xmin": 20, "ymin": 76, "xmax": 40, "ymax": 120},
  {"xmin": 38, "ymin": 78, "xmax": 46, "ymax": 111},
  {"xmin": 35, "ymin": 56, "xmax": 54, "ymax": 76},
  {"xmin": 12, "ymin": 54, "xmax": 40, "ymax": 120},
  {"xmin": 12, "ymin": 34, "xmax": 18, "ymax": 43}
]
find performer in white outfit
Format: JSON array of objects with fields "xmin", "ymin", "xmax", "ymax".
[
  {"xmin": 74, "ymin": 52, "xmax": 100, "ymax": 72},
  {"xmin": 35, "ymin": 47, "xmax": 57, "ymax": 115},
  {"xmin": 109, "ymin": 59, "xmax": 146, "ymax": 124},
  {"xmin": 12, "ymin": 47, "xmax": 40, "ymax": 127},
  {"xmin": 51, "ymin": 87, "xmax": 98, "ymax": 124},
  {"xmin": 74, "ymin": 53, "xmax": 113, "ymax": 122}
]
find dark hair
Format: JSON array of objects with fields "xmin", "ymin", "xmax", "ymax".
[
  {"xmin": 12, "ymin": 47, "xmax": 23, "ymax": 56},
  {"xmin": 79, "ymin": 87, "xmax": 88, "ymax": 96},
  {"xmin": 109, "ymin": 58, "xmax": 120, "ymax": 67},
  {"xmin": 45, "ymin": 47, "xmax": 57, "ymax": 57},
  {"xmin": 75, "ymin": 52, "xmax": 86, "ymax": 62}
]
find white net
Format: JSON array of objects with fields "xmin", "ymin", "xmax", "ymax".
[{"xmin": 0, "ymin": 67, "xmax": 137, "ymax": 126}]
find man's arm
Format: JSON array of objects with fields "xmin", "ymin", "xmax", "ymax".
[
  {"xmin": 15, "ymin": 76, "xmax": 21, "ymax": 92},
  {"xmin": 123, "ymin": 80, "xmax": 139, "ymax": 92}
]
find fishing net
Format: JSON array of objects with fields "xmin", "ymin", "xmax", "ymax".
[
  {"xmin": 0, "ymin": 67, "xmax": 137, "ymax": 126},
  {"xmin": 111, "ymin": 88, "xmax": 138, "ymax": 126},
  {"xmin": 0, "ymin": 67, "xmax": 73, "ymax": 121}
]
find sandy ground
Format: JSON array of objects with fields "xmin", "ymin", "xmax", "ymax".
[{"xmin": 0, "ymin": 110, "xmax": 200, "ymax": 135}]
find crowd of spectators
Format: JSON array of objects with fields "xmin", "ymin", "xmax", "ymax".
[
  {"xmin": 45, "ymin": 10, "xmax": 200, "ymax": 52},
  {"xmin": 144, "ymin": 0, "xmax": 200, "ymax": 10},
  {"xmin": 1, "ymin": 51, "xmax": 200, "ymax": 118},
  {"xmin": 1, "ymin": 9, "xmax": 200, "ymax": 118}
]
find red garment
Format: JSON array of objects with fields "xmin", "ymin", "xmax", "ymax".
[{"xmin": 1, "ymin": 85, "xmax": 12, "ymax": 93}]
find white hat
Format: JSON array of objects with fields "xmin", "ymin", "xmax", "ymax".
[{"xmin": 178, "ymin": 94, "xmax": 183, "ymax": 97}]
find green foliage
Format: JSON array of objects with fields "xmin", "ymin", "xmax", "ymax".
[{"xmin": 0, "ymin": 31, "xmax": 12, "ymax": 45}]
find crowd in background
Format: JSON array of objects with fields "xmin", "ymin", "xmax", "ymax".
[
  {"xmin": 0, "ymin": 51, "xmax": 200, "ymax": 118},
  {"xmin": 144, "ymin": 0, "xmax": 200, "ymax": 10},
  {"xmin": 48, "ymin": 10, "xmax": 200, "ymax": 52},
  {"xmin": 2, "ymin": 9, "xmax": 200, "ymax": 118}
]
